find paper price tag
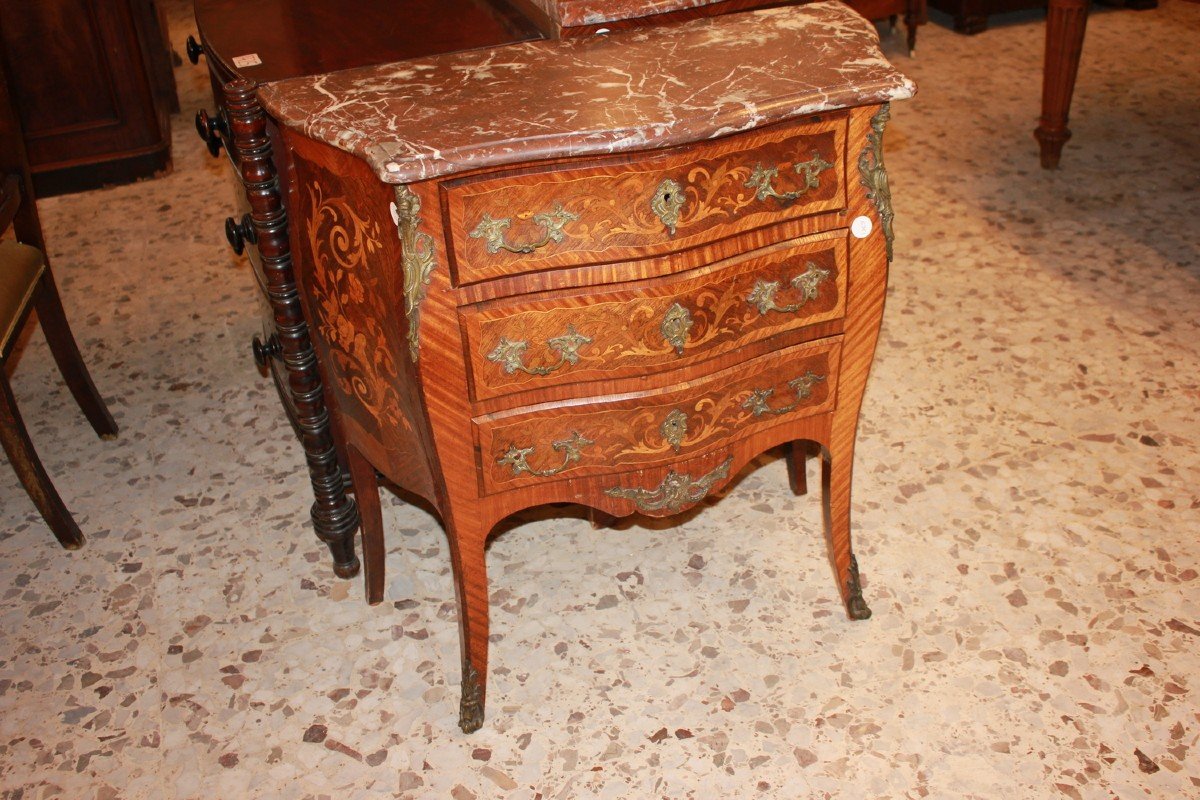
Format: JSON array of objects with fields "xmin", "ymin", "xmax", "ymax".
[{"xmin": 232, "ymin": 53, "xmax": 263, "ymax": 68}]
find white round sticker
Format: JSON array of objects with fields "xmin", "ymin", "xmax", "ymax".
[{"xmin": 851, "ymin": 215, "xmax": 873, "ymax": 239}]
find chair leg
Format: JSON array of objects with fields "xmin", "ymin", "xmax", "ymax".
[
  {"xmin": 33, "ymin": 272, "xmax": 117, "ymax": 440},
  {"xmin": 0, "ymin": 374, "xmax": 84, "ymax": 549}
]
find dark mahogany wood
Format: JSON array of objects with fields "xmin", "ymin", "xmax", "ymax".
[
  {"xmin": 222, "ymin": 78, "xmax": 361, "ymax": 578},
  {"xmin": 1037, "ymin": 0, "xmax": 1090, "ymax": 169},
  {"xmin": 0, "ymin": 0, "xmax": 173, "ymax": 196}
]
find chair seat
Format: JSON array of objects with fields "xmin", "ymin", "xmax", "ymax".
[{"xmin": 0, "ymin": 239, "xmax": 44, "ymax": 353}]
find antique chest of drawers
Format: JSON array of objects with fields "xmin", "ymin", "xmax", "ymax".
[{"xmin": 246, "ymin": 1, "xmax": 913, "ymax": 731}]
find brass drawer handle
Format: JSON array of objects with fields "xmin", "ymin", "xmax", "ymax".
[
  {"xmin": 469, "ymin": 204, "xmax": 578, "ymax": 255},
  {"xmin": 651, "ymin": 178, "xmax": 686, "ymax": 234},
  {"xmin": 745, "ymin": 153, "xmax": 833, "ymax": 205},
  {"xmin": 604, "ymin": 457, "xmax": 733, "ymax": 513},
  {"xmin": 660, "ymin": 302, "xmax": 693, "ymax": 356},
  {"xmin": 498, "ymin": 431, "xmax": 593, "ymax": 478},
  {"xmin": 746, "ymin": 261, "xmax": 831, "ymax": 315},
  {"xmin": 486, "ymin": 325, "xmax": 592, "ymax": 376},
  {"xmin": 741, "ymin": 371, "xmax": 826, "ymax": 417}
]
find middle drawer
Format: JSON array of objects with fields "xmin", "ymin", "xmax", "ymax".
[{"xmin": 460, "ymin": 230, "xmax": 847, "ymax": 402}]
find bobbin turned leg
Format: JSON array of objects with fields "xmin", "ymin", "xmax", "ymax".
[{"xmin": 222, "ymin": 78, "xmax": 360, "ymax": 578}]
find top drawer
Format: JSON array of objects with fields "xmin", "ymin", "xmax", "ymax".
[{"xmin": 442, "ymin": 115, "xmax": 846, "ymax": 285}]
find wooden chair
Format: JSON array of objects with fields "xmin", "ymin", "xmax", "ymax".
[{"xmin": 1, "ymin": 40, "xmax": 118, "ymax": 548}]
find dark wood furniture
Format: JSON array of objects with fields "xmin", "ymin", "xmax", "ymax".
[
  {"xmin": 252, "ymin": 2, "xmax": 913, "ymax": 730},
  {"xmin": 0, "ymin": 57, "xmax": 119, "ymax": 548},
  {"xmin": 0, "ymin": 0, "xmax": 176, "ymax": 196}
]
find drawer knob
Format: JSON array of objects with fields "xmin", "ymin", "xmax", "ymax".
[
  {"xmin": 745, "ymin": 153, "xmax": 833, "ymax": 205},
  {"xmin": 185, "ymin": 35, "xmax": 204, "ymax": 65},
  {"xmin": 660, "ymin": 302, "xmax": 693, "ymax": 356},
  {"xmin": 740, "ymin": 371, "xmax": 826, "ymax": 417},
  {"xmin": 225, "ymin": 214, "xmax": 256, "ymax": 255},
  {"xmin": 651, "ymin": 178, "xmax": 686, "ymax": 235},
  {"xmin": 746, "ymin": 262, "xmax": 831, "ymax": 315},
  {"xmin": 486, "ymin": 325, "xmax": 591, "ymax": 376},
  {"xmin": 497, "ymin": 430, "xmax": 593, "ymax": 478},
  {"xmin": 469, "ymin": 204, "xmax": 578, "ymax": 255},
  {"xmin": 194, "ymin": 109, "xmax": 227, "ymax": 157},
  {"xmin": 604, "ymin": 457, "xmax": 733, "ymax": 514},
  {"xmin": 252, "ymin": 334, "xmax": 282, "ymax": 367}
]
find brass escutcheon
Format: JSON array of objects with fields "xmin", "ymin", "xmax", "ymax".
[
  {"xmin": 660, "ymin": 302, "xmax": 692, "ymax": 356},
  {"xmin": 660, "ymin": 409, "xmax": 688, "ymax": 453},
  {"xmin": 651, "ymin": 178, "xmax": 686, "ymax": 235}
]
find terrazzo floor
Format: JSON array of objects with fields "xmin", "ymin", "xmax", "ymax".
[{"xmin": 1, "ymin": 2, "xmax": 1197, "ymax": 798}]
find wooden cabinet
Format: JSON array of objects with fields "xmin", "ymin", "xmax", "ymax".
[
  {"xmin": 248, "ymin": 2, "xmax": 913, "ymax": 731},
  {"xmin": 0, "ymin": 0, "xmax": 176, "ymax": 196}
]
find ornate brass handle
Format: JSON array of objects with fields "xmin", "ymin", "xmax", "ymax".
[
  {"xmin": 497, "ymin": 431, "xmax": 593, "ymax": 478},
  {"xmin": 604, "ymin": 457, "xmax": 733, "ymax": 513},
  {"xmin": 746, "ymin": 261, "xmax": 831, "ymax": 315},
  {"xmin": 469, "ymin": 204, "xmax": 578, "ymax": 255},
  {"xmin": 740, "ymin": 371, "xmax": 826, "ymax": 417},
  {"xmin": 745, "ymin": 153, "xmax": 833, "ymax": 205},
  {"xmin": 486, "ymin": 325, "xmax": 592, "ymax": 376}
]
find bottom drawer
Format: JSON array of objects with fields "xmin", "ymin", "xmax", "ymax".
[{"xmin": 475, "ymin": 336, "xmax": 841, "ymax": 494}]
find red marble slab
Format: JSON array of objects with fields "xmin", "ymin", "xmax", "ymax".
[{"xmin": 258, "ymin": 2, "xmax": 915, "ymax": 185}]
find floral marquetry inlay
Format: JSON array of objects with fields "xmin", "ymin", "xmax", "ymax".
[{"xmin": 304, "ymin": 182, "xmax": 408, "ymax": 435}]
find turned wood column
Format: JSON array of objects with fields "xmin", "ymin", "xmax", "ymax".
[
  {"xmin": 223, "ymin": 78, "xmax": 361, "ymax": 578},
  {"xmin": 1036, "ymin": 0, "xmax": 1089, "ymax": 169}
]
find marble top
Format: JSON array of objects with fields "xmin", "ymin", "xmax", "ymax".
[
  {"xmin": 258, "ymin": 2, "xmax": 916, "ymax": 185},
  {"xmin": 526, "ymin": 0, "xmax": 729, "ymax": 27}
]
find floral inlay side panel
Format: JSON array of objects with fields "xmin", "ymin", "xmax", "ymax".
[{"xmin": 303, "ymin": 180, "xmax": 409, "ymax": 436}]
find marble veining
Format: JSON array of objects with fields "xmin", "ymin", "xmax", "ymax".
[{"xmin": 258, "ymin": 2, "xmax": 915, "ymax": 185}]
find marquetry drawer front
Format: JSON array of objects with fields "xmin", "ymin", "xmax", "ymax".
[
  {"xmin": 474, "ymin": 336, "xmax": 840, "ymax": 494},
  {"xmin": 461, "ymin": 231, "xmax": 847, "ymax": 401},
  {"xmin": 443, "ymin": 116, "xmax": 847, "ymax": 285}
]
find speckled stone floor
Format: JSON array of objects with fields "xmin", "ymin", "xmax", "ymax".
[{"xmin": 1, "ymin": 2, "xmax": 1197, "ymax": 798}]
